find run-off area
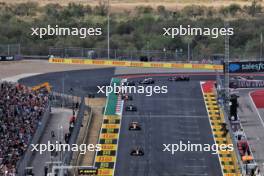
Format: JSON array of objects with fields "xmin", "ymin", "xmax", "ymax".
[{"xmin": 115, "ymin": 77, "xmax": 222, "ymax": 176}]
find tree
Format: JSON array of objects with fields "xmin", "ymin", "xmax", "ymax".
[
  {"xmin": 94, "ymin": 0, "xmax": 108, "ymax": 16},
  {"xmin": 228, "ymin": 4, "xmax": 241, "ymax": 16},
  {"xmin": 245, "ymin": 0, "xmax": 262, "ymax": 17},
  {"xmin": 157, "ymin": 5, "xmax": 168, "ymax": 18},
  {"xmin": 43, "ymin": 4, "xmax": 62, "ymax": 18},
  {"xmin": 13, "ymin": 2, "xmax": 39, "ymax": 16}
]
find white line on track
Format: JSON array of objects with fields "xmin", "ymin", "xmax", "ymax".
[
  {"xmin": 135, "ymin": 97, "xmax": 204, "ymax": 101},
  {"xmin": 184, "ymin": 165, "xmax": 208, "ymax": 168},
  {"xmin": 183, "ymin": 173, "xmax": 208, "ymax": 176},
  {"xmin": 123, "ymin": 115, "xmax": 208, "ymax": 118},
  {"xmin": 184, "ymin": 158, "xmax": 205, "ymax": 161},
  {"xmin": 249, "ymin": 91, "xmax": 264, "ymax": 129},
  {"xmin": 200, "ymin": 82, "xmax": 224, "ymax": 176}
]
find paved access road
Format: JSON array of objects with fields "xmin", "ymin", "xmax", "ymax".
[
  {"xmin": 30, "ymin": 108, "xmax": 72, "ymax": 176},
  {"xmin": 115, "ymin": 76, "xmax": 222, "ymax": 176},
  {"xmin": 237, "ymin": 89, "xmax": 264, "ymax": 173}
]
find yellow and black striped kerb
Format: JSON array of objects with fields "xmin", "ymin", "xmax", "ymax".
[{"xmin": 201, "ymin": 82, "xmax": 240, "ymax": 176}]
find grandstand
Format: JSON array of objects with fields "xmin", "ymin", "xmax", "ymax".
[{"xmin": 0, "ymin": 81, "xmax": 49, "ymax": 175}]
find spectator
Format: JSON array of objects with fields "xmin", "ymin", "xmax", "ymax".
[
  {"xmin": 0, "ymin": 81, "xmax": 49, "ymax": 175},
  {"xmin": 70, "ymin": 115, "xmax": 76, "ymax": 124}
]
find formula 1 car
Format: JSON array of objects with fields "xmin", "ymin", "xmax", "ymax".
[
  {"xmin": 139, "ymin": 78, "xmax": 155, "ymax": 84},
  {"xmin": 130, "ymin": 147, "xmax": 144, "ymax": 156},
  {"xmin": 122, "ymin": 81, "xmax": 135, "ymax": 86},
  {"xmin": 168, "ymin": 75, "xmax": 190, "ymax": 81},
  {"xmin": 229, "ymin": 76, "xmax": 254, "ymax": 88},
  {"xmin": 230, "ymin": 76, "xmax": 253, "ymax": 81},
  {"xmin": 126, "ymin": 105, "xmax": 137, "ymax": 111},
  {"xmin": 129, "ymin": 122, "xmax": 141, "ymax": 130},
  {"xmin": 229, "ymin": 82, "xmax": 238, "ymax": 89},
  {"xmin": 122, "ymin": 94, "xmax": 133, "ymax": 101}
]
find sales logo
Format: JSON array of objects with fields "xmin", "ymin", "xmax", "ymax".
[{"xmin": 229, "ymin": 63, "xmax": 240, "ymax": 72}]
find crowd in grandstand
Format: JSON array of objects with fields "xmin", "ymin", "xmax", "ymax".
[{"xmin": 0, "ymin": 82, "xmax": 49, "ymax": 175}]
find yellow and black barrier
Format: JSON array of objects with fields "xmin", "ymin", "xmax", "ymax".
[
  {"xmin": 95, "ymin": 115, "xmax": 120, "ymax": 176},
  {"xmin": 201, "ymin": 82, "xmax": 241, "ymax": 176},
  {"xmin": 94, "ymin": 78, "xmax": 123, "ymax": 176},
  {"xmin": 49, "ymin": 58, "xmax": 223, "ymax": 70}
]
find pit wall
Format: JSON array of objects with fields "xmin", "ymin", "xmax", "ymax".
[{"xmin": 201, "ymin": 81, "xmax": 241, "ymax": 176}]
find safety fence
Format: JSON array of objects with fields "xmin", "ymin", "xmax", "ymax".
[
  {"xmin": 51, "ymin": 92, "xmax": 82, "ymax": 109},
  {"xmin": 0, "ymin": 44, "xmax": 262, "ymax": 62},
  {"xmin": 201, "ymin": 81, "xmax": 241, "ymax": 176},
  {"xmin": 0, "ymin": 44, "xmax": 20, "ymax": 56},
  {"xmin": 72, "ymin": 107, "xmax": 94, "ymax": 174},
  {"xmin": 48, "ymin": 47, "xmax": 263, "ymax": 62},
  {"xmin": 216, "ymin": 73, "xmax": 260, "ymax": 175},
  {"xmin": 17, "ymin": 103, "xmax": 51, "ymax": 176},
  {"xmin": 49, "ymin": 58, "xmax": 223, "ymax": 70},
  {"xmin": 49, "ymin": 47, "xmax": 187, "ymax": 61},
  {"xmin": 43, "ymin": 95, "xmax": 89, "ymax": 175},
  {"xmin": 63, "ymin": 97, "xmax": 87, "ymax": 165},
  {"xmin": 16, "ymin": 92, "xmax": 84, "ymax": 176}
]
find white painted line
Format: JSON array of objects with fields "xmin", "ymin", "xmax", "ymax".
[
  {"xmin": 249, "ymin": 91, "xmax": 264, "ymax": 129},
  {"xmin": 184, "ymin": 158, "xmax": 205, "ymax": 161},
  {"xmin": 93, "ymin": 78, "xmax": 113, "ymax": 167},
  {"xmin": 123, "ymin": 115, "xmax": 208, "ymax": 118},
  {"xmin": 113, "ymin": 79, "xmax": 125, "ymax": 176},
  {"xmin": 93, "ymin": 78, "xmax": 124, "ymax": 176},
  {"xmin": 1, "ymin": 73, "xmax": 42, "ymax": 82},
  {"xmin": 184, "ymin": 165, "xmax": 208, "ymax": 168},
  {"xmin": 200, "ymin": 81, "xmax": 224, "ymax": 176},
  {"xmin": 183, "ymin": 173, "xmax": 208, "ymax": 176}
]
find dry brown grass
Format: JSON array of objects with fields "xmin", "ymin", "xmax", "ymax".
[{"xmin": 0, "ymin": 0, "xmax": 263, "ymax": 11}]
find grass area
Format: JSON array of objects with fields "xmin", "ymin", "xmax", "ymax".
[
  {"xmin": 104, "ymin": 78, "xmax": 121, "ymax": 115},
  {"xmin": 0, "ymin": 0, "xmax": 262, "ymax": 11}
]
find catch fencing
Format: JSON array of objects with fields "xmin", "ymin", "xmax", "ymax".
[
  {"xmin": 49, "ymin": 47, "xmax": 192, "ymax": 62},
  {"xmin": 16, "ymin": 93, "xmax": 84, "ymax": 176},
  {"xmin": 17, "ymin": 103, "xmax": 51, "ymax": 176},
  {"xmin": 0, "ymin": 44, "xmax": 20, "ymax": 56},
  {"xmin": 63, "ymin": 97, "xmax": 88, "ymax": 166}
]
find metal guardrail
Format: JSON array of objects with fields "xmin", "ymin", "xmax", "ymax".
[
  {"xmin": 63, "ymin": 97, "xmax": 86, "ymax": 165},
  {"xmin": 72, "ymin": 107, "xmax": 94, "ymax": 174},
  {"xmin": 215, "ymin": 70, "xmax": 245, "ymax": 175},
  {"xmin": 51, "ymin": 92, "xmax": 81, "ymax": 109},
  {"xmin": 75, "ymin": 108, "xmax": 93, "ymax": 164},
  {"xmin": 17, "ymin": 104, "xmax": 51, "ymax": 176},
  {"xmin": 49, "ymin": 47, "xmax": 187, "ymax": 62},
  {"xmin": 16, "ymin": 92, "xmax": 82, "ymax": 175}
]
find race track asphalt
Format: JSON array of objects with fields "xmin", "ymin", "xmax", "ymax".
[
  {"xmin": 19, "ymin": 68, "xmax": 115, "ymax": 97},
  {"xmin": 18, "ymin": 68, "xmax": 220, "ymax": 98},
  {"xmin": 115, "ymin": 76, "xmax": 222, "ymax": 176},
  {"xmin": 16, "ymin": 68, "xmax": 264, "ymax": 176}
]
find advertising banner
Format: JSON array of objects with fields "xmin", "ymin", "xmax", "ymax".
[
  {"xmin": 230, "ymin": 80, "xmax": 264, "ymax": 88},
  {"xmin": 228, "ymin": 61, "xmax": 264, "ymax": 73},
  {"xmin": 0, "ymin": 56, "xmax": 14, "ymax": 61},
  {"xmin": 48, "ymin": 58, "xmax": 223, "ymax": 70}
]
